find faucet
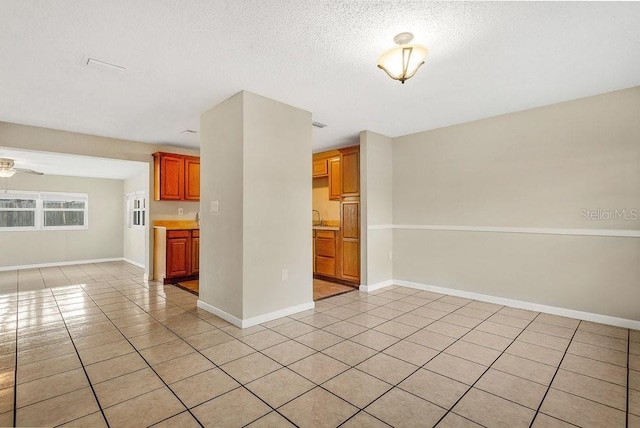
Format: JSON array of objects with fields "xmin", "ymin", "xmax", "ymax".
[
  {"xmin": 312, "ymin": 210, "xmax": 322, "ymax": 226},
  {"xmin": 195, "ymin": 211, "xmax": 200, "ymax": 227}
]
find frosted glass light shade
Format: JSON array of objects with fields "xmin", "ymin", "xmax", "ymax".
[
  {"xmin": 377, "ymin": 44, "xmax": 428, "ymax": 84},
  {"xmin": 0, "ymin": 169, "xmax": 15, "ymax": 178}
]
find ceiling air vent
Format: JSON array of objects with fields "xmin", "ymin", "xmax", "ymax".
[
  {"xmin": 312, "ymin": 121, "xmax": 327, "ymax": 128},
  {"xmin": 83, "ymin": 56, "xmax": 126, "ymax": 74}
]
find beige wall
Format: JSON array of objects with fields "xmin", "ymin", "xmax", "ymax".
[
  {"xmin": 199, "ymin": 92, "xmax": 245, "ymax": 318},
  {"xmin": 0, "ymin": 121, "xmax": 199, "ymax": 277},
  {"xmin": 390, "ymin": 86, "xmax": 640, "ymax": 320},
  {"xmin": 360, "ymin": 131, "xmax": 393, "ymax": 286},
  {"xmin": 242, "ymin": 92, "xmax": 313, "ymax": 318},
  {"xmin": 312, "ymin": 177, "xmax": 340, "ymax": 222},
  {"xmin": 199, "ymin": 91, "xmax": 313, "ymax": 322},
  {"xmin": 0, "ymin": 173, "xmax": 124, "ymax": 267}
]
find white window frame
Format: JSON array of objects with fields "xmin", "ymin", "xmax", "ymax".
[
  {"xmin": 126, "ymin": 190, "xmax": 146, "ymax": 229},
  {"xmin": 0, "ymin": 190, "xmax": 88, "ymax": 231},
  {"xmin": 41, "ymin": 192, "xmax": 89, "ymax": 230},
  {"xmin": 0, "ymin": 190, "xmax": 39, "ymax": 231}
]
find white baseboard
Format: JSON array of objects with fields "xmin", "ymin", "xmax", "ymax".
[
  {"xmin": 360, "ymin": 280, "xmax": 395, "ymax": 293},
  {"xmin": 123, "ymin": 258, "xmax": 145, "ymax": 269},
  {"xmin": 0, "ymin": 257, "xmax": 126, "ymax": 272},
  {"xmin": 391, "ymin": 279, "xmax": 640, "ymax": 330},
  {"xmin": 360, "ymin": 278, "xmax": 640, "ymax": 330},
  {"xmin": 197, "ymin": 300, "xmax": 315, "ymax": 328}
]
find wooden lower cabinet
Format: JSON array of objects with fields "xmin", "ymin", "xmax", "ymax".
[
  {"xmin": 167, "ymin": 230, "xmax": 190, "ymax": 278},
  {"xmin": 165, "ymin": 229, "xmax": 199, "ymax": 283},
  {"xmin": 191, "ymin": 230, "xmax": 200, "ymax": 274},
  {"xmin": 314, "ymin": 230, "xmax": 337, "ymax": 277}
]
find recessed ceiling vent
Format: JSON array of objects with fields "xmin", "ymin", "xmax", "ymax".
[
  {"xmin": 312, "ymin": 121, "xmax": 327, "ymax": 128},
  {"xmin": 83, "ymin": 56, "xmax": 126, "ymax": 74}
]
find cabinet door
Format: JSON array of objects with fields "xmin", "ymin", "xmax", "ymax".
[
  {"xmin": 167, "ymin": 236, "xmax": 191, "ymax": 278},
  {"xmin": 184, "ymin": 157, "xmax": 200, "ymax": 201},
  {"xmin": 340, "ymin": 147, "xmax": 359, "ymax": 197},
  {"xmin": 328, "ymin": 157, "xmax": 341, "ymax": 201},
  {"xmin": 340, "ymin": 200, "xmax": 360, "ymax": 282},
  {"xmin": 191, "ymin": 236, "xmax": 200, "ymax": 274},
  {"xmin": 313, "ymin": 159, "xmax": 328, "ymax": 177},
  {"xmin": 160, "ymin": 154, "xmax": 184, "ymax": 200}
]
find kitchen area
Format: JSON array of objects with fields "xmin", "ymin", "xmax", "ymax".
[
  {"xmin": 150, "ymin": 145, "xmax": 360, "ymax": 301},
  {"xmin": 312, "ymin": 145, "xmax": 361, "ymax": 300}
]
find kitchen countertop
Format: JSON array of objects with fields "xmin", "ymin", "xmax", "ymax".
[
  {"xmin": 153, "ymin": 220, "xmax": 199, "ymax": 230},
  {"xmin": 313, "ymin": 225, "xmax": 340, "ymax": 231}
]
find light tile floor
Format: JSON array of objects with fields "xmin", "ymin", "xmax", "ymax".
[{"xmin": 0, "ymin": 261, "xmax": 638, "ymax": 427}]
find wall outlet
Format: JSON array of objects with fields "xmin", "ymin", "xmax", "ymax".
[
  {"xmin": 211, "ymin": 200, "xmax": 219, "ymax": 214},
  {"xmin": 388, "ymin": 251, "xmax": 393, "ymax": 261},
  {"xmin": 281, "ymin": 268, "xmax": 288, "ymax": 281},
  {"xmin": 178, "ymin": 208, "xmax": 184, "ymax": 215}
]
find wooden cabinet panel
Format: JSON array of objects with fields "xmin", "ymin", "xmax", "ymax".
[
  {"xmin": 340, "ymin": 199, "xmax": 360, "ymax": 283},
  {"xmin": 315, "ymin": 256, "xmax": 336, "ymax": 276},
  {"xmin": 157, "ymin": 154, "xmax": 184, "ymax": 200},
  {"xmin": 191, "ymin": 236, "xmax": 200, "ymax": 274},
  {"xmin": 328, "ymin": 157, "xmax": 341, "ymax": 201},
  {"xmin": 340, "ymin": 147, "xmax": 359, "ymax": 197},
  {"xmin": 315, "ymin": 237, "xmax": 336, "ymax": 258},
  {"xmin": 341, "ymin": 201, "xmax": 359, "ymax": 240},
  {"xmin": 167, "ymin": 236, "xmax": 190, "ymax": 278},
  {"xmin": 184, "ymin": 157, "xmax": 200, "ymax": 201},
  {"xmin": 341, "ymin": 241, "xmax": 360, "ymax": 280},
  {"xmin": 313, "ymin": 159, "xmax": 328, "ymax": 177}
]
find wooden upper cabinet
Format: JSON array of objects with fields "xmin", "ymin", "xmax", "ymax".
[
  {"xmin": 153, "ymin": 152, "xmax": 200, "ymax": 201},
  {"xmin": 328, "ymin": 157, "xmax": 341, "ymax": 201},
  {"xmin": 184, "ymin": 156, "xmax": 200, "ymax": 201},
  {"xmin": 313, "ymin": 159, "xmax": 328, "ymax": 177},
  {"xmin": 339, "ymin": 147, "xmax": 359, "ymax": 197}
]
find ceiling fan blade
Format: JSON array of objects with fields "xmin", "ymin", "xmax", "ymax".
[{"xmin": 14, "ymin": 168, "xmax": 44, "ymax": 175}]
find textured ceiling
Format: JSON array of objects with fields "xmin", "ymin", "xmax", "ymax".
[
  {"xmin": 0, "ymin": 147, "xmax": 146, "ymax": 180},
  {"xmin": 1, "ymin": 1, "xmax": 639, "ymax": 152}
]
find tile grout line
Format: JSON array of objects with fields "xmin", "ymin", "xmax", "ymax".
[
  {"xmin": 528, "ymin": 319, "xmax": 581, "ymax": 428},
  {"xmin": 430, "ymin": 308, "xmax": 542, "ymax": 427},
  {"xmin": 78, "ymin": 282, "xmax": 207, "ymax": 428},
  {"xmin": 49, "ymin": 288, "xmax": 111, "ymax": 428},
  {"xmin": 104, "ymin": 278, "xmax": 303, "ymax": 427},
  {"xmin": 289, "ymin": 291, "xmax": 503, "ymax": 426}
]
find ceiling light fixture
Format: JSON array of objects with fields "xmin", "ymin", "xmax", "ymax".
[
  {"xmin": 0, "ymin": 169, "xmax": 16, "ymax": 178},
  {"xmin": 377, "ymin": 32, "xmax": 428, "ymax": 84}
]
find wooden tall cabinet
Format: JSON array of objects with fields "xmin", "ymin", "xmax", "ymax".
[{"xmin": 339, "ymin": 199, "xmax": 360, "ymax": 281}]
